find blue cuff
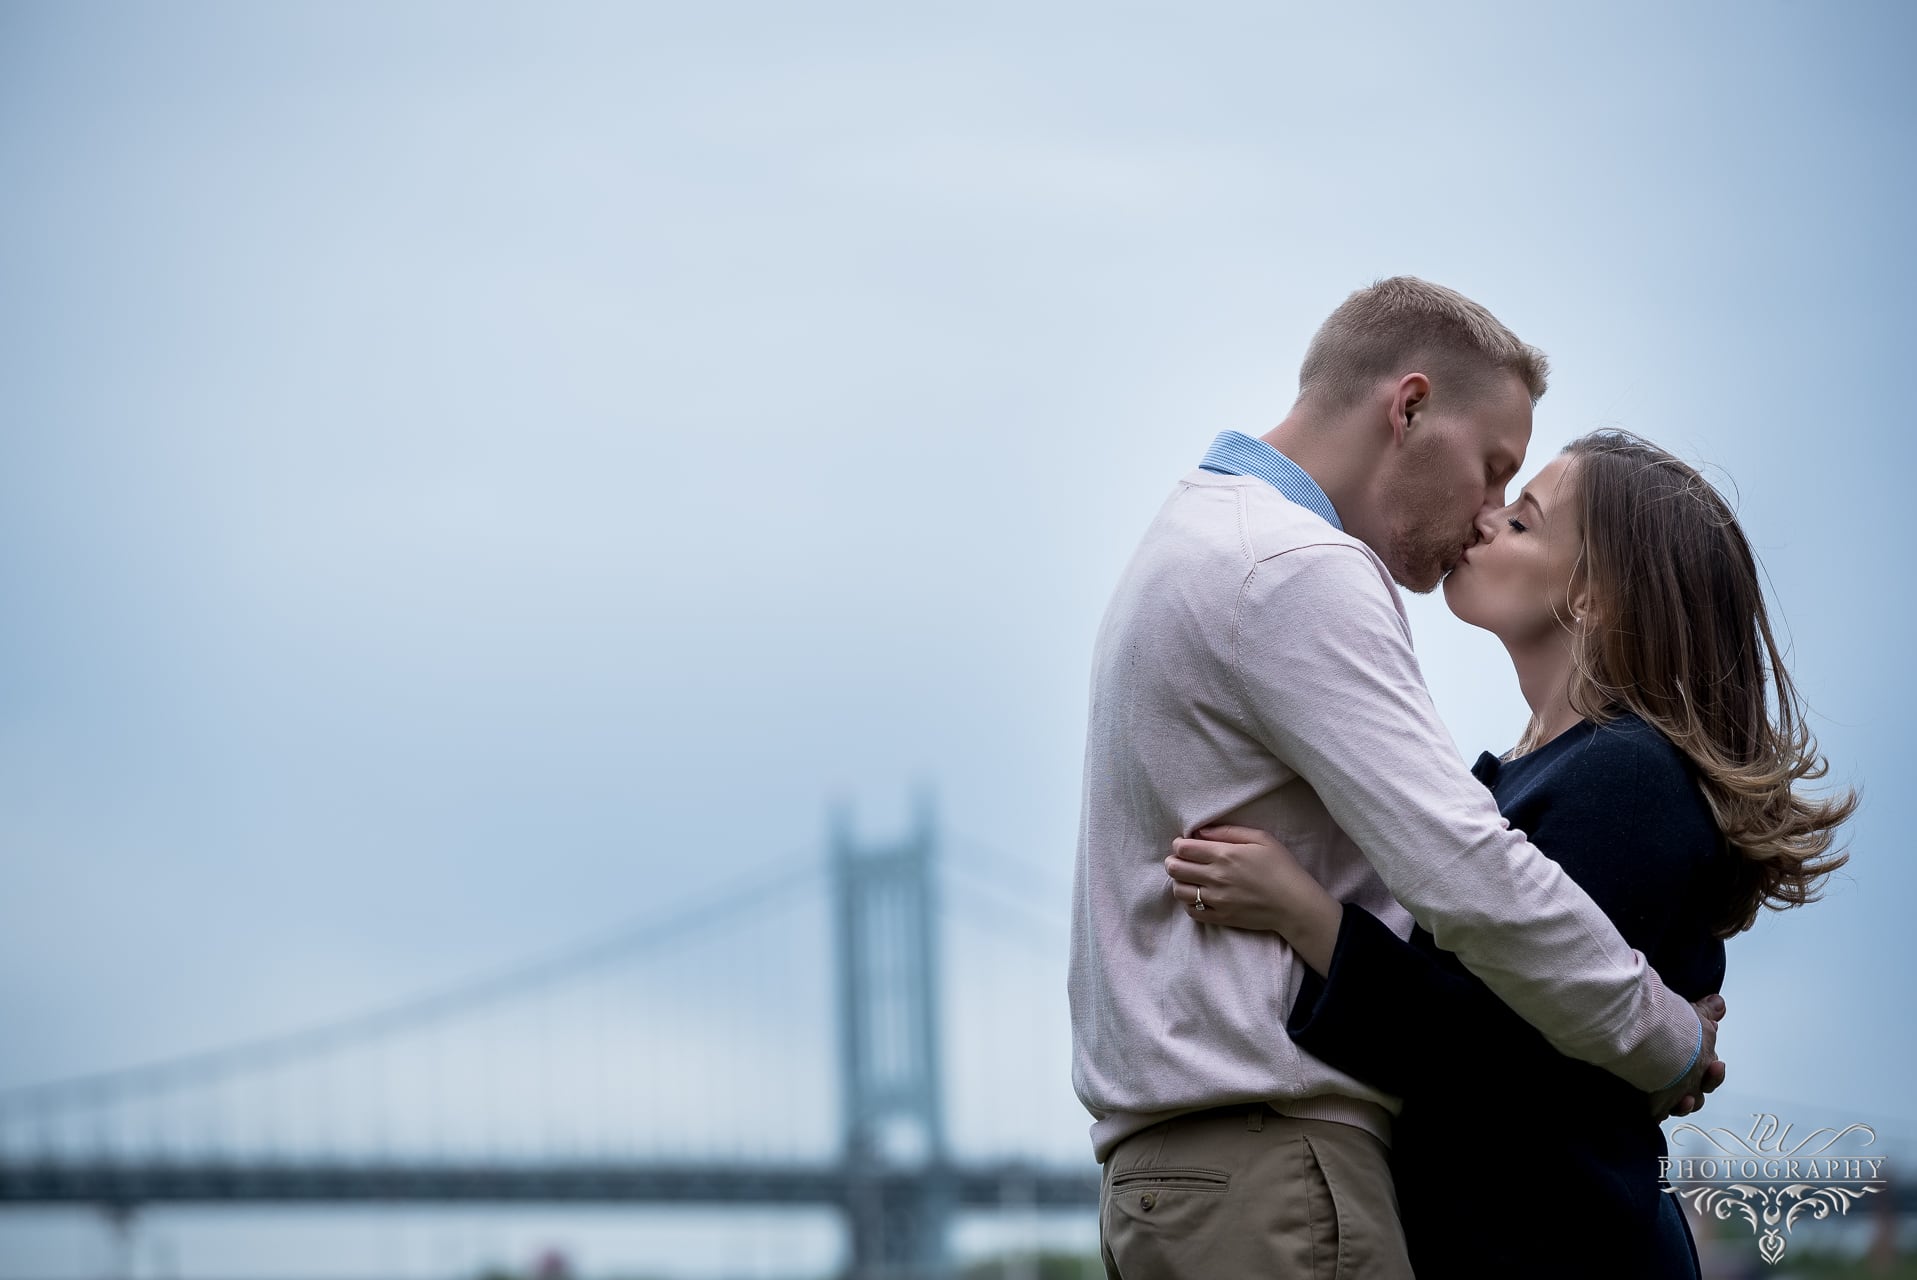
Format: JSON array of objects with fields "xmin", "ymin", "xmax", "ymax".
[{"xmin": 1654, "ymin": 1014, "xmax": 1705, "ymax": 1093}]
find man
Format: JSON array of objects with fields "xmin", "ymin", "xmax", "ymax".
[{"xmin": 1068, "ymin": 277, "xmax": 1723, "ymax": 1277}]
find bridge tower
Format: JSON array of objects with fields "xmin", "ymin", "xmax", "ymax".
[{"xmin": 831, "ymin": 792, "xmax": 952, "ymax": 1280}]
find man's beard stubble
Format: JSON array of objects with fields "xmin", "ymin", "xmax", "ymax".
[
  {"xmin": 1382, "ymin": 445, "xmax": 1468, "ymax": 595},
  {"xmin": 1386, "ymin": 521, "xmax": 1457, "ymax": 594}
]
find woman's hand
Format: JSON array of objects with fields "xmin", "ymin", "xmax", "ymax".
[{"xmin": 1166, "ymin": 824, "xmax": 1342, "ymax": 975}]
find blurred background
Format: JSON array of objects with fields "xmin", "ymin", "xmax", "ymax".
[{"xmin": 2, "ymin": 1, "xmax": 1913, "ymax": 1277}]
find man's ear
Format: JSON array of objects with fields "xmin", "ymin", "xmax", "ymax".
[{"xmin": 1391, "ymin": 373, "xmax": 1431, "ymax": 446}]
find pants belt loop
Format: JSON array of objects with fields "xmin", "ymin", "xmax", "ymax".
[{"xmin": 1247, "ymin": 1106, "xmax": 1265, "ymax": 1133}]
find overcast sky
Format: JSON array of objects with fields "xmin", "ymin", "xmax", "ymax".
[{"xmin": 3, "ymin": 2, "xmax": 1914, "ymax": 1276}]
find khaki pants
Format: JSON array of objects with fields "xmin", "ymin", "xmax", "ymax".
[{"xmin": 1099, "ymin": 1106, "xmax": 1414, "ymax": 1280}]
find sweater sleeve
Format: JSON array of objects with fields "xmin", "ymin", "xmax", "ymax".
[
  {"xmin": 1285, "ymin": 903, "xmax": 1499, "ymax": 1098},
  {"xmin": 1230, "ymin": 545, "xmax": 1703, "ymax": 1093},
  {"xmin": 1285, "ymin": 722, "xmax": 1724, "ymax": 1098}
]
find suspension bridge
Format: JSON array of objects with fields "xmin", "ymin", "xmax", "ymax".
[
  {"xmin": 0, "ymin": 797, "xmax": 1098, "ymax": 1279},
  {"xmin": 3, "ymin": 797, "xmax": 1912, "ymax": 1279}
]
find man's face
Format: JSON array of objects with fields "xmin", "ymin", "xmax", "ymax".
[{"xmin": 1379, "ymin": 373, "xmax": 1534, "ymax": 593}]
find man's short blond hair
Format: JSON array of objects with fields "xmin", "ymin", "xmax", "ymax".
[{"xmin": 1297, "ymin": 276, "xmax": 1549, "ymax": 411}]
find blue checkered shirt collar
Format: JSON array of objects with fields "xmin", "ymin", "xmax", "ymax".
[{"xmin": 1197, "ymin": 430, "xmax": 1343, "ymax": 530}]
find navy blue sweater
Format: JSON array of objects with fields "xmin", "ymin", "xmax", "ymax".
[{"xmin": 1287, "ymin": 713, "xmax": 1732, "ymax": 1278}]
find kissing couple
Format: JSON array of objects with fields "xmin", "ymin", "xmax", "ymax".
[{"xmin": 1069, "ymin": 277, "xmax": 1854, "ymax": 1278}]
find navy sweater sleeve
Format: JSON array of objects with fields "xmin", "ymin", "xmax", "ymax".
[{"xmin": 1287, "ymin": 716, "xmax": 1727, "ymax": 1098}]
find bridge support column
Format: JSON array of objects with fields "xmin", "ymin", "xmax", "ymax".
[
  {"xmin": 104, "ymin": 1204, "xmax": 136, "ymax": 1280},
  {"xmin": 832, "ymin": 793, "xmax": 951, "ymax": 1280}
]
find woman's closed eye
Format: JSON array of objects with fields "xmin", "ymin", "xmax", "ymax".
[{"xmin": 1507, "ymin": 517, "xmax": 1529, "ymax": 533}]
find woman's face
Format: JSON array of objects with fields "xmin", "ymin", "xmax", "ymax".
[{"xmin": 1443, "ymin": 453, "xmax": 1588, "ymax": 644}]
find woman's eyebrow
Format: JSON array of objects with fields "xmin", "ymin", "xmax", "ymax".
[{"xmin": 1520, "ymin": 489, "xmax": 1546, "ymax": 521}]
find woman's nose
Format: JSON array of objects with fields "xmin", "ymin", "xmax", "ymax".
[{"xmin": 1473, "ymin": 507, "xmax": 1503, "ymax": 543}]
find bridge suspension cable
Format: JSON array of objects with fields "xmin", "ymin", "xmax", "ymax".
[{"xmin": 0, "ymin": 852, "xmax": 827, "ymax": 1114}]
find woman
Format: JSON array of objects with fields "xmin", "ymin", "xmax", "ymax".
[{"xmin": 1164, "ymin": 430, "xmax": 1855, "ymax": 1278}]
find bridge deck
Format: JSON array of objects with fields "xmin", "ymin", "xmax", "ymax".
[{"xmin": 0, "ymin": 1159, "xmax": 1100, "ymax": 1211}]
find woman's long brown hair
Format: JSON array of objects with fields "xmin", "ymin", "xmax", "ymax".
[{"xmin": 1539, "ymin": 430, "xmax": 1856, "ymax": 938}]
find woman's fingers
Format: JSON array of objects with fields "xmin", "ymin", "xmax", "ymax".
[
  {"xmin": 1168, "ymin": 878, "xmax": 1221, "ymax": 920},
  {"xmin": 1164, "ymin": 853, "xmax": 1218, "ymax": 886},
  {"xmin": 1179, "ymin": 828, "xmax": 1291, "ymax": 865},
  {"xmin": 1173, "ymin": 837, "xmax": 1246, "ymax": 864},
  {"xmin": 1170, "ymin": 837, "xmax": 1216, "ymax": 864},
  {"xmin": 1193, "ymin": 824, "xmax": 1272, "ymax": 843}
]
